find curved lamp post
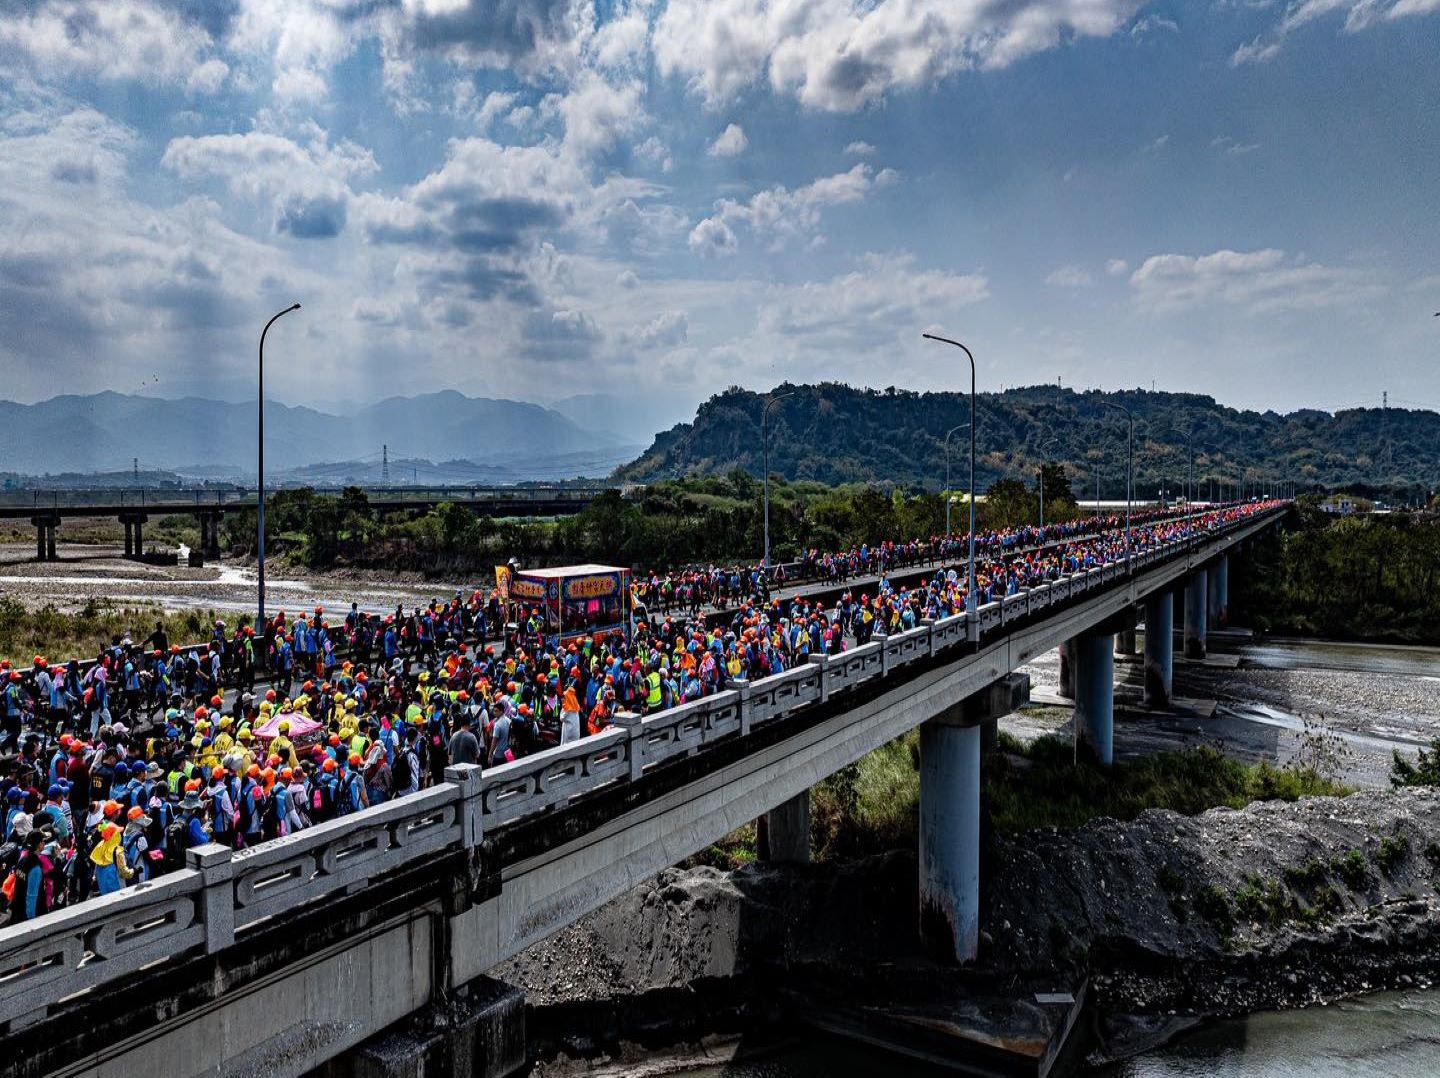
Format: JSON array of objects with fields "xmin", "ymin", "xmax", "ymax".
[
  {"xmin": 761, "ymin": 390, "xmax": 794, "ymax": 569},
  {"xmin": 257, "ymin": 302, "xmax": 301, "ymax": 656},
  {"xmin": 1098, "ymin": 399, "xmax": 1133, "ymax": 565},
  {"xmin": 1036, "ymin": 435, "xmax": 1058, "ymax": 531},
  {"xmin": 943, "ymin": 421, "xmax": 970, "ymax": 537},
  {"xmin": 922, "ymin": 333, "xmax": 978, "ymax": 638}
]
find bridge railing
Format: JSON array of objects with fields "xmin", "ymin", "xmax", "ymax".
[
  {"xmin": 0, "ymin": 505, "xmax": 1287, "ymax": 1030},
  {"xmin": 0, "ymin": 486, "xmax": 615, "ymax": 511}
]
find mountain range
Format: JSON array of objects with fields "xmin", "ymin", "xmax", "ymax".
[
  {"xmin": 616, "ymin": 383, "xmax": 1440, "ymax": 498},
  {"xmin": 0, "ymin": 391, "xmax": 630, "ymax": 478}
]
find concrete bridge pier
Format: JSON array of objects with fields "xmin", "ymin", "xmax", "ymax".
[
  {"xmin": 1142, "ymin": 591, "xmax": 1174, "ymax": 710},
  {"xmin": 30, "ymin": 516, "xmax": 59, "ymax": 562},
  {"xmin": 757, "ymin": 790, "xmax": 811, "ymax": 863},
  {"xmin": 196, "ymin": 511, "xmax": 223, "ymax": 557},
  {"xmin": 120, "ymin": 513, "xmax": 148, "ymax": 559},
  {"xmin": 919, "ymin": 673, "xmax": 1029, "ymax": 964},
  {"xmin": 1073, "ymin": 628, "xmax": 1115, "ymax": 766},
  {"xmin": 1185, "ymin": 570, "xmax": 1208, "ymax": 659},
  {"xmin": 1114, "ymin": 625, "xmax": 1137, "ymax": 657},
  {"xmin": 1213, "ymin": 554, "xmax": 1229, "ymax": 628},
  {"xmin": 320, "ymin": 975, "xmax": 526, "ymax": 1078},
  {"xmin": 1057, "ymin": 638, "xmax": 1076, "ymax": 699}
]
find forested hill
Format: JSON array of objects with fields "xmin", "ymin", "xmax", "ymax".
[{"xmin": 616, "ymin": 383, "xmax": 1440, "ymax": 499}]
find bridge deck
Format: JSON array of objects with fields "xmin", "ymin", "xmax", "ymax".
[{"xmin": 0, "ymin": 506, "xmax": 1287, "ymax": 1078}]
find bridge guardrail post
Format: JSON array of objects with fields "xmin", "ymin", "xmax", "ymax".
[
  {"xmin": 874, "ymin": 632, "xmax": 890, "ymax": 675},
  {"xmin": 807, "ymin": 653, "xmax": 830, "ymax": 702},
  {"xmin": 613, "ymin": 709, "xmax": 645, "ymax": 781},
  {"xmin": 445, "ymin": 763, "xmax": 485, "ymax": 849},
  {"xmin": 730, "ymin": 679, "xmax": 752, "ymax": 737},
  {"xmin": 187, "ymin": 843, "xmax": 235, "ymax": 955}
]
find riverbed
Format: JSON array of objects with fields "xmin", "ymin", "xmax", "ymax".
[{"xmin": 623, "ymin": 987, "xmax": 1440, "ymax": 1076}]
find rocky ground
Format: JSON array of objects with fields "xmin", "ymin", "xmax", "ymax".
[{"xmin": 503, "ymin": 787, "xmax": 1440, "ymax": 1065}]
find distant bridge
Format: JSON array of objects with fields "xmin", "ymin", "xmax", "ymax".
[
  {"xmin": 0, "ymin": 486, "xmax": 615, "ymax": 560},
  {"xmin": 0, "ymin": 504, "xmax": 1287, "ymax": 1078}
]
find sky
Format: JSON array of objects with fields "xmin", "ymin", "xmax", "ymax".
[{"xmin": 0, "ymin": 0, "xmax": 1437, "ymax": 426}]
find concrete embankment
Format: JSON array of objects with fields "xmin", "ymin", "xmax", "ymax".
[{"xmin": 507, "ymin": 787, "xmax": 1440, "ymax": 1070}]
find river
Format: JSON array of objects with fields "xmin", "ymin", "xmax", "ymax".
[
  {"xmin": 568, "ymin": 634, "xmax": 1440, "ymax": 1077},
  {"xmin": 650, "ymin": 988, "xmax": 1440, "ymax": 1076}
]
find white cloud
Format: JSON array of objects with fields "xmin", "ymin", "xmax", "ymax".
[
  {"xmin": 755, "ymin": 253, "xmax": 989, "ymax": 357},
  {"xmin": 1129, "ymin": 248, "xmax": 1384, "ymax": 314},
  {"xmin": 1211, "ymin": 135, "xmax": 1261, "ymax": 156},
  {"xmin": 654, "ymin": 0, "xmax": 1146, "ymax": 112},
  {"xmin": 844, "ymin": 140, "xmax": 876, "ymax": 156},
  {"xmin": 1130, "ymin": 14, "xmax": 1180, "ymax": 37},
  {"xmin": 620, "ymin": 310, "xmax": 690, "ymax": 350},
  {"xmin": 690, "ymin": 163, "xmax": 888, "ymax": 254},
  {"xmin": 162, "ymin": 128, "xmax": 379, "ymax": 238},
  {"xmin": 542, "ymin": 70, "xmax": 646, "ymax": 162},
  {"xmin": 1046, "ymin": 265, "xmax": 1093, "ymax": 287},
  {"xmin": 634, "ymin": 135, "xmax": 674, "ymax": 173},
  {"xmin": 1143, "ymin": 134, "xmax": 1170, "ymax": 152},
  {"xmin": 1106, "ymin": 258, "xmax": 1130, "ymax": 277},
  {"xmin": 0, "ymin": 0, "xmax": 227, "ymax": 91},
  {"xmin": 1231, "ymin": 0, "xmax": 1440, "ymax": 65},
  {"xmin": 688, "ymin": 215, "xmax": 738, "ymax": 257},
  {"xmin": 708, "ymin": 123, "xmax": 749, "ymax": 158}
]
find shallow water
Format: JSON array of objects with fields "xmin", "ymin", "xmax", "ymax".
[{"xmin": 672, "ymin": 990, "xmax": 1440, "ymax": 1076}]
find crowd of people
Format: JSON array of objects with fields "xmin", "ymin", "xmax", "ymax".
[{"xmin": 1, "ymin": 501, "xmax": 1273, "ymax": 924}]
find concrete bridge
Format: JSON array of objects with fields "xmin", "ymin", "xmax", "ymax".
[
  {"xmin": 0, "ymin": 506, "xmax": 1282, "ymax": 1078},
  {"xmin": 0, "ymin": 486, "xmax": 613, "ymax": 562}
]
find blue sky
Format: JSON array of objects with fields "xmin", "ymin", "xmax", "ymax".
[{"xmin": 0, "ymin": 0, "xmax": 1437, "ymax": 427}]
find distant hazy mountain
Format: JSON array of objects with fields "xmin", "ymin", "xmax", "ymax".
[
  {"xmin": 550, "ymin": 393, "xmax": 694, "ymax": 445},
  {"xmin": 0, "ymin": 391, "xmax": 624, "ymax": 478},
  {"xmin": 617, "ymin": 382, "xmax": 1440, "ymax": 497}
]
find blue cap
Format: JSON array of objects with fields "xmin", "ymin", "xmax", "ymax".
[
  {"xmin": 113, "ymin": 762, "xmax": 129, "ymax": 777},
  {"xmin": 6, "ymin": 788, "xmax": 23, "ymax": 802},
  {"xmin": 47, "ymin": 784, "xmax": 63, "ymax": 798},
  {"xmin": 164, "ymin": 726, "xmax": 180, "ymax": 738}
]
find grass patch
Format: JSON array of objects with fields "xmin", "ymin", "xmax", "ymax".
[
  {"xmin": 1284, "ymin": 859, "xmax": 1329, "ymax": 890},
  {"xmin": 1377, "ymin": 835, "xmax": 1410, "ymax": 876},
  {"xmin": 0, "ymin": 596, "xmax": 239, "ymax": 666},
  {"xmin": 1234, "ymin": 874, "xmax": 1300, "ymax": 928},
  {"xmin": 1332, "ymin": 849, "xmax": 1372, "ymax": 891},
  {"xmin": 984, "ymin": 737, "xmax": 1350, "ymax": 833},
  {"xmin": 1195, "ymin": 884, "xmax": 1234, "ymax": 938}
]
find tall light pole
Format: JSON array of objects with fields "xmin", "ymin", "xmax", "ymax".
[
  {"xmin": 943, "ymin": 421, "xmax": 969, "ymax": 536},
  {"xmin": 257, "ymin": 302, "xmax": 301, "ymax": 656},
  {"xmin": 761, "ymin": 390, "xmax": 794, "ymax": 569},
  {"xmin": 922, "ymin": 333, "xmax": 978, "ymax": 638},
  {"xmin": 1099, "ymin": 400, "xmax": 1133, "ymax": 564},
  {"xmin": 1036, "ymin": 435, "xmax": 1057, "ymax": 531}
]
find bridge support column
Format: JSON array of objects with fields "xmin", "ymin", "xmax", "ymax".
[
  {"xmin": 31, "ymin": 516, "xmax": 59, "ymax": 561},
  {"xmin": 124, "ymin": 520, "xmax": 134, "ymax": 557},
  {"xmin": 1185, "ymin": 570, "xmax": 1208, "ymax": 660},
  {"xmin": 206, "ymin": 512, "xmax": 223, "ymax": 557},
  {"xmin": 1074, "ymin": 628, "xmax": 1114, "ymax": 766},
  {"xmin": 1214, "ymin": 554, "xmax": 1229, "ymax": 628},
  {"xmin": 1057, "ymin": 638, "xmax": 1076, "ymax": 699},
  {"xmin": 758, "ymin": 790, "xmax": 810, "ymax": 864},
  {"xmin": 1142, "ymin": 591, "xmax": 1173, "ymax": 710},
  {"xmin": 1114, "ymin": 626, "xmax": 1137, "ymax": 657},
  {"xmin": 920, "ymin": 673, "xmax": 1028, "ymax": 964},
  {"xmin": 322, "ymin": 975, "xmax": 526, "ymax": 1078}
]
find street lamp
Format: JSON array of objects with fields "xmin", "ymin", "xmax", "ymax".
[
  {"xmin": 257, "ymin": 302, "xmax": 301, "ymax": 657},
  {"xmin": 1036, "ymin": 436, "xmax": 1057, "ymax": 531},
  {"xmin": 943, "ymin": 421, "xmax": 969, "ymax": 537},
  {"xmin": 761, "ymin": 390, "xmax": 794, "ymax": 569},
  {"xmin": 1098, "ymin": 400, "xmax": 1133, "ymax": 564},
  {"xmin": 922, "ymin": 333, "xmax": 978, "ymax": 638}
]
